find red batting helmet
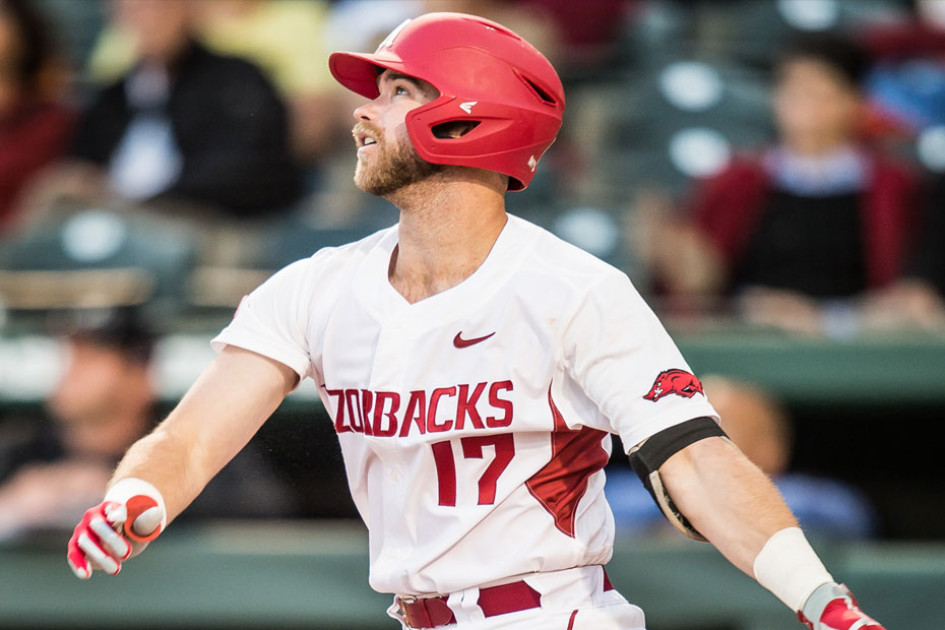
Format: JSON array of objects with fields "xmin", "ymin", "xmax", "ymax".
[{"xmin": 328, "ymin": 12, "xmax": 565, "ymax": 191}]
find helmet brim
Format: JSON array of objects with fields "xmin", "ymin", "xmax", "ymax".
[{"xmin": 329, "ymin": 51, "xmax": 412, "ymax": 100}]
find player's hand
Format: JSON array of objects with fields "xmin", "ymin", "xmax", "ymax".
[
  {"xmin": 66, "ymin": 478, "xmax": 166, "ymax": 579},
  {"xmin": 798, "ymin": 583, "xmax": 885, "ymax": 630}
]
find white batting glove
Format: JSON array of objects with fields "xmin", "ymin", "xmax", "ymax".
[
  {"xmin": 799, "ymin": 582, "xmax": 885, "ymax": 630},
  {"xmin": 66, "ymin": 478, "xmax": 166, "ymax": 579}
]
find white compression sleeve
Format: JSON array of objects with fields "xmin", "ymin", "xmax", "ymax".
[{"xmin": 752, "ymin": 526, "xmax": 834, "ymax": 611}]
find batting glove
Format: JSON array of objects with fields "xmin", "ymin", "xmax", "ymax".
[
  {"xmin": 67, "ymin": 478, "xmax": 166, "ymax": 579},
  {"xmin": 799, "ymin": 582, "xmax": 885, "ymax": 630}
]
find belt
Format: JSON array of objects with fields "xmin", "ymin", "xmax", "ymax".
[{"xmin": 397, "ymin": 569, "xmax": 615, "ymax": 629}]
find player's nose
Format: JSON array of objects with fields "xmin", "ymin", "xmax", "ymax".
[{"xmin": 353, "ymin": 100, "xmax": 378, "ymax": 123}]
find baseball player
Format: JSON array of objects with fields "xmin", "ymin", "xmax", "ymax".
[{"xmin": 67, "ymin": 13, "xmax": 885, "ymax": 630}]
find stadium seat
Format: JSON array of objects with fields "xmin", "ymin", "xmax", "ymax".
[
  {"xmin": 587, "ymin": 57, "xmax": 773, "ymax": 200},
  {"xmin": 0, "ymin": 208, "xmax": 197, "ymax": 317}
]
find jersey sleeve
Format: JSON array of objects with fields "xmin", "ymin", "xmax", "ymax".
[
  {"xmin": 561, "ymin": 269, "xmax": 718, "ymax": 452},
  {"xmin": 211, "ymin": 259, "xmax": 314, "ymax": 380}
]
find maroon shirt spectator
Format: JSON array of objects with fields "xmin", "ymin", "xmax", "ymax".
[
  {"xmin": 0, "ymin": 0, "xmax": 74, "ymax": 233},
  {"xmin": 689, "ymin": 34, "xmax": 921, "ymax": 297},
  {"xmin": 861, "ymin": 0, "xmax": 945, "ymax": 62},
  {"xmin": 692, "ymin": 154, "xmax": 919, "ymax": 293},
  {"xmin": 515, "ymin": 0, "xmax": 637, "ymax": 71}
]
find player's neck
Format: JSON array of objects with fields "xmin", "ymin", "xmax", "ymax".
[{"xmin": 387, "ymin": 175, "xmax": 507, "ymax": 304}]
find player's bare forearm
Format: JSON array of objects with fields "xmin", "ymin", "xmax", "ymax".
[
  {"xmin": 110, "ymin": 346, "xmax": 299, "ymax": 523},
  {"xmin": 659, "ymin": 436, "xmax": 797, "ymax": 577}
]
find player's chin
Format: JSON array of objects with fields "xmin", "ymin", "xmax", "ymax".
[
  {"xmin": 354, "ymin": 169, "xmax": 399, "ymax": 197},
  {"xmin": 352, "ymin": 172, "xmax": 376, "ymax": 195},
  {"xmin": 353, "ymin": 177, "xmax": 387, "ymax": 197},
  {"xmin": 352, "ymin": 166, "xmax": 371, "ymax": 191}
]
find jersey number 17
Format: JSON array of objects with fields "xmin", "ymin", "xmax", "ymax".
[{"xmin": 431, "ymin": 434, "xmax": 514, "ymax": 506}]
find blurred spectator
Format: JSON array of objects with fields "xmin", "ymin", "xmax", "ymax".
[
  {"xmin": 422, "ymin": 0, "xmax": 562, "ymax": 67},
  {"xmin": 854, "ymin": 171, "xmax": 945, "ymax": 331},
  {"xmin": 607, "ymin": 376, "xmax": 879, "ymax": 539},
  {"xmin": 706, "ymin": 376, "xmax": 879, "ymax": 539},
  {"xmin": 866, "ymin": 172, "xmax": 945, "ymax": 327},
  {"xmin": 23, "ymin": 0, "xmax": 301, "ymax": 226},
  {"xmin": 0, "ymin": 0, "xmax": 74, "ymax": 234},
  {"xmin": 324, "ymin": 0, "xmax": 423, "ymax": 55},
  {"xmin": 911, "ymin": 172, "xmax": 945, "ymax": 295},
  {"xmin": 0, "ymin": 310, "xmax": 295, "ymax": 542},
  {"xmin": 0, "ymin": 312, "xmax": 157, "ymax": 540},
  {"xmin": 656, "ymin": 33, "xmax": 925, "ymax": 334},
  {"xmin": 190, "ymin": 0, "xmax": 344, "ymax": 165},
  {"xmin": 868, "ymin": 0, "xmax": 945, "ymax": 61},
  {"xmin": 515, "ymin": 0, "xmax": 636, "ymax": 75},
  {"xmin": 862, "ymin": 0, "xmax": 945, "ymax": 139}
]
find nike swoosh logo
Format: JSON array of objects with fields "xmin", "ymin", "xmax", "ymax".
[{"xmin": 453, "ymin": 331, "xmax": 495, "ymax": 348}]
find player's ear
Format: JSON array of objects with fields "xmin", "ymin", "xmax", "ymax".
[{"xmin": 432, "ymin": 121, "xmax": 481, "ymax": 139}]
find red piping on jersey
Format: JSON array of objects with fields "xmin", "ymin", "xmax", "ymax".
[
  {"xmin": 566, "ymin": 609, "xmax": 579, "ymax": 630},
  {"xmin": 525, "ymin": 385, "xmax": 609, "ymax": 537}
]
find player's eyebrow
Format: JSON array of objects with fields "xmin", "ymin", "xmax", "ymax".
[{"xmin": 377, "ymin": 70, "xmax": 439, "ymax": 99}]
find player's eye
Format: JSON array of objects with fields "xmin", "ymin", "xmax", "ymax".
[{"xmin": 394, "ymin": 85, "xmax": 410, "ymax": 96}]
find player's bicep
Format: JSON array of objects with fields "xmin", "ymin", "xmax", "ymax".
[{"xmin": 159, "ymin": 345, "xmax": 297, "ymax": 481}]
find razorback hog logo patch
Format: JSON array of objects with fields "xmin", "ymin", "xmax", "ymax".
[{"xmin": 643, "ymin": 369, "xmax": 704, "ymax": 402}]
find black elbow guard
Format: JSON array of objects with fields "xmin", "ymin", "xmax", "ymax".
[{"xmin": 628, "ymin": 416, "xmax": 727, "ymax": 541}]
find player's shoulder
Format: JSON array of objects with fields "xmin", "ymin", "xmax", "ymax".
[
  {"xmin": 509, "ymin": 214, "xmax": 628, "ymax": 288},
  {"xmin": 257, "ymin": 224, "xmax": 396, "ymax": 295},
  {"xmin": 288, "ymin": 224, "xmax": 395, "ymax": 270}
]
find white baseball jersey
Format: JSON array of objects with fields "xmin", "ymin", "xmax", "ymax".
[{"xmin": 212, "ymin": 214, "xmax": 717, "ymax": 596}]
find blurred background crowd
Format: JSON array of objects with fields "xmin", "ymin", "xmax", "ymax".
[{"xmin": 1, "ymin": 0, "xmax": 945, "ymax": 550}]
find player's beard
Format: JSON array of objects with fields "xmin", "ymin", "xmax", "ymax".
[{"xmin": 354, "ymin": 124, "xmax": 445, "ymax": 197}]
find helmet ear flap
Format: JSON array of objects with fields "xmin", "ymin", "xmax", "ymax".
[
  {"xmin": 407, "ymin": 98, "xmax": 516, "ymax": 155},
  {"xmin": 405, "ymin": 93, "xmax": 559, "ymax": 191}
]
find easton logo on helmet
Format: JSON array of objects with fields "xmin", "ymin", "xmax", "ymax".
[
  {"xmin": 643, "ymin": 369, "xmax": 704, "ymax": 402},
  {"xmin": 376, "ymin": 18, "xmax": 410, "ymax": 52}
]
